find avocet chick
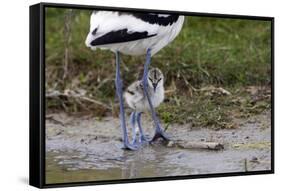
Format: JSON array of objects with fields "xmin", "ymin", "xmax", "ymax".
[{"xmin": 124, "ymin": 68, "xmax": 164, "ymax": 145}]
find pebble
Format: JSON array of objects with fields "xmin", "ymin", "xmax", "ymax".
[
  {"xmin": 177, "ymin": 153, "xmax": 186, "ymax": 159},
  {"xmin": 67, "ymin": 167, "xmax": 79, "ymax": 171},
  {"xmin": 167, "ymin": 141, "xmax": 175, "ymax": 147},
  {"xmin": 251, "ymin": 156, "xmax": 258, "ymax": 161}
]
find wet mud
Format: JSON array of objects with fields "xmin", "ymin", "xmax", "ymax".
[{"xmin": 46, "ymin": 111, "xmax": 271, "ymax": 184}]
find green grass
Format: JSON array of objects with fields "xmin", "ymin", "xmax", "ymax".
[
  {"xmin": 159, "ymin": 86, "xmax": 271, "ymax": 129},
  {"xmin": 45, "ymin": 8, "xmax": 272, "ymax": 128}
]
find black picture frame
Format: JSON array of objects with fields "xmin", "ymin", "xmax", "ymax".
[{"xmin": 29, "ymin": 2, "xmax": 275, "ymax": 189}]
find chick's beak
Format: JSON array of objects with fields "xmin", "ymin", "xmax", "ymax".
[{"xmin": 153, "ymin": 84, "xmax": 157, "ymax": 92}]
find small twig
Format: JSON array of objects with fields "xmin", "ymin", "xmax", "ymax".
[
  {"xmin": 63, "ymin": 9, "xmax": 74, "ymax": 81},
  {"xmin": 46, "ymin": 115, "xmax": 66, "ymax": 126},
  {"xmin": 164, "ymin": 89, "xmax": 177, "ymax": 95},
  {"xmin": 244, "ymin": 158, "xmax": 248, "ymax": 172},
  {"xmin": 167, "ymin": 140, "xmax": 224, "ymax": 151},
  {"xmin": 180, "ymin": 71, "xmax": 199, "ymax": 93},
  {"xmin": 46, "ymin": 89, "xmax": 111, "ymax": 110},
  {"xmin": 197, "ymin": 52, "xmax": 210, "ymax": 77},
  {"xmin": 94, "ymin": 73, "xmax": 114, "ymax": 91},
  {"xmin": 79, "ymin": 96, "xmax": 111, "ymax": 110}
]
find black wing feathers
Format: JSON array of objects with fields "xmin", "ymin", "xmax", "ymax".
[
  {"xmin": 90, "ymin": 29, "xmax": 156, "ymax": 46},
  {"xmin": 131, "ymin": 14, "xmax": 179, "ymax": 26}
]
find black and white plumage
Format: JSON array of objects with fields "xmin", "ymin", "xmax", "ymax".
[
  {"xmin": 85, "ymin": 11, "xmax": 185, "ymax": 150},
  {"xmin": 85, "ymin": 12, "xmax": 185, "ymax": 55}
]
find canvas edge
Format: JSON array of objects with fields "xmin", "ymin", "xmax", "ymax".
[
  {"xmin": 28, "ymin": 2, "xmax": 275, "ymax": 189},
  {"xmin": 29, "ymin": 3, "xmax": 45, "ymax": 188}
]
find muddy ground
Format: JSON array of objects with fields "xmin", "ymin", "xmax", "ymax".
[{"xmin": 46, "ymin": 111, "xmax": 271, "ymax": 184}]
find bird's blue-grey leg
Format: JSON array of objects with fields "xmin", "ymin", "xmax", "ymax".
[
  {"xmin": 115, "ymin": 51, "xmax": 138, "ymax": 150},
  {"xmin": 136, "ymin": 112, "xmax": 150, "ymax": 143},
  {"xmin": 130, "ymin": 111, "xmax": 139, "ymax": 145},
  {"xmin": 142, "ymin": 48, "xmax": 170, "ymax": 142}
]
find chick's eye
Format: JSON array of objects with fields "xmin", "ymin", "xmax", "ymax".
[
  {"xmin": 157, "ymin": 78, "xmax": 162, "ymax": 83},
  {"xmin": 149, "ymin": 77, "xmax": 153, "ymax": 82}
]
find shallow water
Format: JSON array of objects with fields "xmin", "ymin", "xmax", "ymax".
[{"xmin": 45, "ymin": 112, "xmax": 271, "ymax": 184}]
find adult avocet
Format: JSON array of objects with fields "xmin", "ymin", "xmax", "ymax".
[{"xmin": 85, "ymin": 11, "xmax": 185, "ymax": 150}]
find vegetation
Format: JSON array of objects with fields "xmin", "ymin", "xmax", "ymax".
[{"xmin": 45, "ymin": 8, "xmax": 272, "ymax": 129}]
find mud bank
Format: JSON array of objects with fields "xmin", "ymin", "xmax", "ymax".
[{"xmin": 46, "ymin": 111, "xmax": 271, "ymax": 184}]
